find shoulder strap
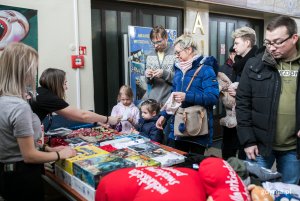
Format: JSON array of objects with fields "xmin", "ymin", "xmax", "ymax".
[{"xmin": 185, "ymin": 64, "xmax": 203, "ymax": 91}]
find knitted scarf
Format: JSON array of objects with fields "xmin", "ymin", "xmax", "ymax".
[{"xmin": 179, "ymin": 55, "xmax": 199, "ymax": 73}]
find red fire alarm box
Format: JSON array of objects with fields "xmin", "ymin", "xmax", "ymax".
[{"xmin": 71, "ymin": 55, "xmax": 84, "ymax": 68}]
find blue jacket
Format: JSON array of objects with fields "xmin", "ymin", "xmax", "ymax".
[
  {"xmin": 136, "ymin": 115, "xmax": 163, "ymax": 143},
  {"xmin": 161, "ymin": 55, "xmax": 219, "ymax": 147}
]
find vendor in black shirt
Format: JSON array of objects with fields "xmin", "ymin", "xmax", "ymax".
[{"xmin": 30, "ymin": 68, "xmax": 119, "ymax": 128}]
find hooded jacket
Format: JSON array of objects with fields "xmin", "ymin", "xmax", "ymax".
[
  {"xmin": 161, "ymin": 55, "xmax": 219, "ymax": 147},
  {"xmin": 136, "ymin": 115, "xmax": 163, "ymax": 143},
  {"xmin": 236, "ymin": 46, "xmax": 300, "ymax": 158}
]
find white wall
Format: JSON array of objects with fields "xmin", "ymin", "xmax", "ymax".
[{"xmin": 1, "ymin": 0, "xmax": 95, "ymax": 110}]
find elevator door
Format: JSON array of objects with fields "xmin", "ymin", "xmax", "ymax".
[{"xmin": 209, "ymin": 13, "xmax": 264, "ymax": 139}]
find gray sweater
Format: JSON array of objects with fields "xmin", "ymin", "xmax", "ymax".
[{"xmin": 143, "ymin": 46, "xmax": 175, "ymax": 104}]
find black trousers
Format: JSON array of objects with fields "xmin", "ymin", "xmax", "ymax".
[
  {"xmin": 221, "ymin": 126, "xmax": 246, "ymax": 160},
  {"xmin": 0, "ymin": 161, "xmax": 44, "ymax": 201}
]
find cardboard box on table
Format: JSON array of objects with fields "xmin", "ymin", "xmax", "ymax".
[
  {"xmin": 55, "ymin": 165, "xmax": 95, "ymax": 201},
  {"xmin": 72, "ymin": 174, "xmax": 95, "ymax": 201},
  {"xmin": 56, "ymin": 144, "xmax": 108, "ymax": 175},
  {"xmin": 73, "ymin": 153, "xmax": 135, "ymax": 188}
]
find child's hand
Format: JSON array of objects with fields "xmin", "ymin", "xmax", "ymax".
[{"xmin": 130, "ymin": 128, "xmax": 139, "ymax": 134}]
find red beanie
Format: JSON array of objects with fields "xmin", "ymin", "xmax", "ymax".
[
  {"xmin": 96, "ymin": 167, "xmax": 206, "ymax": 201},
  {"xmin": 198, "ymin": 157, "xmax": 250, "ymax": 201}
]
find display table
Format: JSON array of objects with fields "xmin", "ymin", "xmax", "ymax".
[{"xmin": 42, "ymin": 144, "xmax": 186, "ymax": 201}]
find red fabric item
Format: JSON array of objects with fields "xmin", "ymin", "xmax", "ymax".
[
  {"xmin": 96, "ymin": 167, "xmax": 206, "ymax": 201},
  {"xmin": 198, "ymin": 157, "xmax": 250, "ymax": 201}
]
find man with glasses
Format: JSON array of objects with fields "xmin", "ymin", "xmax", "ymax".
[
  {"xmin": 236, "ymin": 15, "xmax": 300, "ymax": 184},
  {"xmin": 143, "ymin": 25, "xmax": 175, "ymax": 106}
]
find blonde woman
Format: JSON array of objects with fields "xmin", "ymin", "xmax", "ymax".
[
  {"xmin": 30, "ymin": 68, "xmax": 120, "ymax": 131},
  {"xmin": 0, "ymin": 43, "xmax": 76, "ymax": 201},
  {"xmin": 156, "ymin": 34, "xmax": 219, "ymax": 154}
]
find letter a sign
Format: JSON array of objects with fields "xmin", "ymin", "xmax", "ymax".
[{"xmin": 192, "ymin": 12, "xmax": 205, "ymax": 35}]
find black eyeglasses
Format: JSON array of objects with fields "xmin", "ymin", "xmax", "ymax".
[{"xmin": 264, "ymin": 35, "xmax": 293, "ymax": 48}]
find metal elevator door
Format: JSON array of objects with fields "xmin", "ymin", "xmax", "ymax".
[{"xmin": 209, "ymin": 13, "xmax": 264, "ymax": 139}]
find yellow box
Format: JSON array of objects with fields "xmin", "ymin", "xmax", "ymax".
[{"xmin": 56, "ymin": 144, "xmax": 108, "ymax": 175}]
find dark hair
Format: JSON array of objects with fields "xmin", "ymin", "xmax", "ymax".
[
  {"xmin": 141, "ymin": 99, "xmax": 160, "ymax": 114},
  {"xmin": 267, "ymin": 16, "xmax": 297, "ymax": 36},
  {"xmin": 150, "ymin": 25, "xmax": 167, "ymax": 40},
  {"xmin": 39, "ymin": 68, "xmax": 66, "ymax": 99}
]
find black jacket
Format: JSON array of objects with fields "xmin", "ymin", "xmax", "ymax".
[
  {"xmin": 232, "ymin": 45, "xmax": 258, "ymax": 82},
  {"xmin": 136, "ymin": 115, "xmax": 163, "ymax": 143},
  {"xmin": 236, "ymin": 49, "xmax": 300, "ymax": 158}
]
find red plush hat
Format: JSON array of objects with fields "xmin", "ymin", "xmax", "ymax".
[
  {"xmin": 198, "ymin": 157, "xmax": 250, "ymax": 201},
  {"xmin": 96, "ymin": 167, "xmax": 206, "ymax": 201}
]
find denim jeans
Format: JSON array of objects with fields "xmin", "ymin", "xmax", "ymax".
[{"xmin": 247, "ymin": 150, "xmax": 300, "ymax": 184}]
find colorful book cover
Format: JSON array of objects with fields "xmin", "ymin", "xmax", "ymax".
[
  {"xmin": 140, "ymin": 148, "xmax": 170, "ymax": 158},
  {"xmin": 73, "ymin": 154, "xmax": 135, "ymax": 188},
  {"xmin": 120, "ymin": 133, "xmax": 151, "ymax": 143},
  {"xmin": 99, "ymin": 137, "xmax": 132, "ymax": 146},
  {"xmin": 110, "ymin": 148, "xmax": 138, "ymax": 158},
  {"xmin": 56, "ymin": 144, "xmax": 108, "ymax": 175},
  {"xmin": 125, "ymin": 154, "xmax": 161, "ymax": 167},
  {"xmin": 150, "ymin": 151, "xmax": 185, "ymax": 167},
  {"xmin": 128, "ymin": 141, "xmax": 161, "ymax": 153}
]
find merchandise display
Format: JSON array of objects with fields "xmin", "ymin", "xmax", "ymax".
[{"xmin": 49, "ymin": 125, "xmax": 187, "ymax": 197}]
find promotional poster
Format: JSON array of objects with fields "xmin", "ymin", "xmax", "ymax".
[{"xmin": 0, "ymin": 5, "xmax": 38, "ymax": 51}]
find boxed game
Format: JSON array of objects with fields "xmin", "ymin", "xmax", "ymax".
[
  {"xmin": 73, "ymin": 153, "xmax": 135, "ymax": 188},
  {"xmin": 141, "ymin": 148, "xmax": 185, "ymax": 167},
  {"xmin": 128, "ymin": 141, "xmax": 161, "ymax": 153},
  {"xmin": 56, "ymin": 144, "xmax": 108, "ymax": 175},
  {"xmin": 110, "ymin": 148, "xmax": 137, "ymax": 158},
  {"xmin": 125, "ymin": 154, "xmax": 161, "ymax": 167},
  {"xmin": 55, "ymin": 164, "xmax": 74, "ymax": 187},
  {"xmin": 72, "ymin": 174, "xmax": 95, "ymax": 201}
]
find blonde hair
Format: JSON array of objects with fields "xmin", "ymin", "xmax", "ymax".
[
  {"xmin": 0, "ymin": 42, "xmax": 38, "ymax": 99},
  {"xmin": 39, "ymin": 68, "xmax": 66, "ymax": 99},
  {"xmin": 117, "ymin": 85, "xmax": 133, "ymax": 102},
  {"xmin": 232, "ymin": 27, "xmax": 256, "ymax": 46},
  {"xmin": 174, "ymin": 34, "xmax": 199, "ymax": 55}
]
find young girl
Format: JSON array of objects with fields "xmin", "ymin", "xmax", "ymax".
[
  {"xmin": 111, "ymin": 85, "xmax": 140, "ymax": 133},
  {"xmin": 132, "ymin": 99, "xmax": 163, "ymax": 143}
]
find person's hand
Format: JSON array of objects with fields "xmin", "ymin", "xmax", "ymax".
[
  {"xmin": 130, "ymin": 128, "xmax": 139, "ymax": 134},
  {"xmin": 228, "ymin": 85, "xmax": 237, "ymax": 96},
  {"xmin": 152, "ymin": 69, "xmax": 163, "ymax": 78},
  {"xmin": 145, "ymin": 68, "xmax": 154, "ymax": 78},
  {"xmin": 108, "ymin": 116, "xmax": 120, "ymax": 126},
  {"xmin": 58, "ymin": 147, "xmax": 76, "ymax": 160},
  {"xmin": 297, "ymin": 130, "xmax": 300, "ymax": 138},
  {"xmin": 47, "ymin": 145, "xmax": 67, "ymax": 152},
  {"xmin": 173, "ymin": 92, "xmax": 186, "ymax": 103},
  {"xmin": 244, "ymin": 145, "xmax": 259, "ymax": 160},
  {"xmin": 156, "ymin": 116, "xmax": 165, "ymax": 130}
]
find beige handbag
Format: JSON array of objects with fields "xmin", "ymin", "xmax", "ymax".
[{"xmin": 174, "ymin": 65, "xmax": 209, "ymax": 137}]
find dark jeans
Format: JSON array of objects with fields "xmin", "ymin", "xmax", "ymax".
[
  {"xmin": 0, "ymin": 161, "xmax": 44, "ymax": 201},
  {"xmin": 221, "ymin": 126, "xmax": 246, "ymax": 160}
]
